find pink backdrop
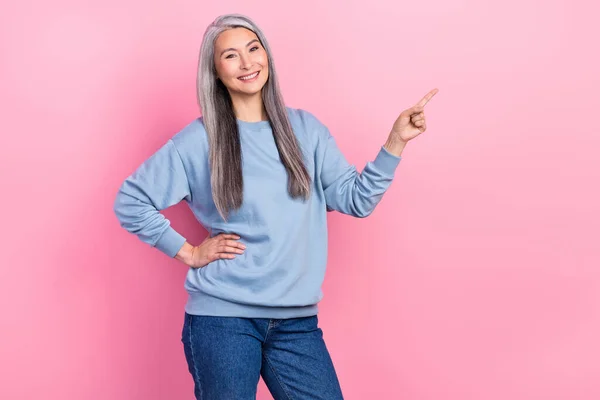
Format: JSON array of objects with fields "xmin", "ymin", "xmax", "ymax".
[{"xmin": 2, "ymin": 0, "xmax": 599, "ymax": 399}]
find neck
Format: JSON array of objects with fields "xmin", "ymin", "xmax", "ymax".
[{"xmin": 230, "ymin": 91, "xmax": 268, "ymax": 122}]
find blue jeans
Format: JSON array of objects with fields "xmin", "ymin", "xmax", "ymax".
[{"xmin": 181, "ymin": 312, "xmax": 344, "ymax": 399}]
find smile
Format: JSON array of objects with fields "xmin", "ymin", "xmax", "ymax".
[{"xmin": 238, "ymin": 71, "xmax": 260, "ymax": 81}]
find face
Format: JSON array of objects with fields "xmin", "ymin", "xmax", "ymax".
[{"xmin": 213, "ymin": 27, "xmax": 269, "ymax": 98}]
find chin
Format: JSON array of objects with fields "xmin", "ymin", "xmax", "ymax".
[{"xmin": 238, "ymin": 81, "xmax": 268, "ymax": 96}]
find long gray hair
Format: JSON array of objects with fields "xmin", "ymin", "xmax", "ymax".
[{"xmin": 197, "ymin": 14, "xmax": 311, "ymax": 221}]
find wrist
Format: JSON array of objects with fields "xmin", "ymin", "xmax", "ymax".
[
  {"xmin": 384, "ymin": 133, "xmax": 408, "ymax": 157},
  {"xmin": 175, "ymin": 241, "xmax": 195, "ymax": 266}
]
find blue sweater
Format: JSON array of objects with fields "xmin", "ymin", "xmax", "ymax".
[{"xmin": 113, "ymin": 107, "xmax": 401, "ymax": 318}]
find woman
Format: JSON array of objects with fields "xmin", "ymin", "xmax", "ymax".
[{"xmin": 113, "ymin": 13, "xmax": 437, "ymax": 400}]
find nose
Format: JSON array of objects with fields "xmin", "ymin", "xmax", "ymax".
[{"xmin": 239, "ymin": 53, "xmax": 252, "ymax": 70}]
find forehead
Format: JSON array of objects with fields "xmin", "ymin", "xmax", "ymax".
[{"xmin": 214, "ymin": 27, "xmax": 258, "ymax": 49}]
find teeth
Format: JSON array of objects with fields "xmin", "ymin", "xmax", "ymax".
[{"xmin": 240, "ymin": 72, "xmax": 258, "ymax": 80}]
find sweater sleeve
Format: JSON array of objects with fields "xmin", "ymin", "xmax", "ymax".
[
  {"xmin": 113, "ymin": 139, "xmax": 191, "ymax": 257},
  {"xmin": 316, "ymin": 118, "xmax": 402, "ymax": 218}
]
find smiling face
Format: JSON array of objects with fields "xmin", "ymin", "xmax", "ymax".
[{"xmin": 213, "ymin": 27, "xmax": 269, "ymax": 98}]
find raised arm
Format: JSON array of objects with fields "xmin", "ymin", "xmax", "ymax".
[
  {"xmin": 313, "ymin": 88, "xmax": 438, "ymax": 217},
  {"xmin": 317, "ymin": 123, "xmax": 401, "ymax": 218}
]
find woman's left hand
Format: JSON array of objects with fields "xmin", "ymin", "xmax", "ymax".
[{"xmin": 390, "ymin": 88, "xmax": 439, "ymax": 143}]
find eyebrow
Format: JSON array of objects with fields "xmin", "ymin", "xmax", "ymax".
[{"xmin": 220, "ymin": 39, "xmax": 260, "ymax": 57}]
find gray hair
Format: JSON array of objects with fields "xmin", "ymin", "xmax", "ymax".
[{"xmin": 197, "ymin": 14, "xmax": 311, "ymax": 221}]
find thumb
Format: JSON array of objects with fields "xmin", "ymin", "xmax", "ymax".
[
  {"xmin": 400, "ymin": 105, "xmax": 422, "ymax": 121},
  {"xmin": 406, "ymin": 105, "xmax": 423, "ymax": 115}
]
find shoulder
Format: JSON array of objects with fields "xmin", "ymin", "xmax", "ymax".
[
  {"xmin": 286, "ymin": 106, "xmax": 326, "ymax": 130},
  {"xmin": 285, "ymin": 106, "xmax": 330, "ymax": 145},
  {"xmin": 170, "ymin": 116, "xmax": 209, "ymax": 155}
]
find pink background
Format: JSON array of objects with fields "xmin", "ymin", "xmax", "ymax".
[{"xmin": 2, "ymin": 0, "xmax": 599, "ymax": 399}]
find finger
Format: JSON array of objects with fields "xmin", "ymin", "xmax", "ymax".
[
  {"xmin": 416, "ymin": 88, "xmax": 439, "ymax": 108},
  {"xmin": 411, "ymin": 114, "xmax": 425, "ymax": 122},
  {"xmin": 225, "ymin": 239, "xmax": 246, "ymax": 249},
  {"xmin": 218, "ymin": 245, "xmax": 245, "ymax": 254},
  {"xmin": 215, "ymin": 253, "xmax": 236, "ymax": 259},
  {"xmin": 208, "ymin": 253, "xmax": 223, "ymax": 262},
  {"xmin": 411, "ymin": 105, "xmax": 424, "ymax": 115},
  {"xmin": 401, "ymin": 106, "xmax": 422, "ymax": 118},
  {"xmin": 413, "ymin": 120, "xmax": 425, "ymax": 127},
  {"xmin": 210, "ymin": 252, "xmax": 236, "ymax": 260}
]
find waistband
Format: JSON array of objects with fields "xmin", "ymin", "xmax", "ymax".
[{"xmin": 184, "ymin": 289, "xmax": 319, "ymax": 319}]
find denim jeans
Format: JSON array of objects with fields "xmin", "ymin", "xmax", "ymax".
[{"xmin": 181, "ymin": 312, "xmax": 344, "ymax": 399}]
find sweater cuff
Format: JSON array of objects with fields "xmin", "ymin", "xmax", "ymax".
[
  {"xmin": 154, "ymin": 226, "xmax": 187, "ymax": 258},
  {"xmin": 373, "ymin": 145, "xmax": 402, "ymax": 175}
]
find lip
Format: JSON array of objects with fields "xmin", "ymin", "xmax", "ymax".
[{"xmin": 238, "ymin": 70, "xmax": 260, "ymax": 82}]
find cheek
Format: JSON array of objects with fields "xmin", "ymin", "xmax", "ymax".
[
  {"xmin": 259, "ymin": 54, "xmax": 269, "ymax": 68},
  {"xmin": 215, "ymin": 61, "xmax": 236, "ymax": 80},
  {"xmin": 258, "ymin": 59, "xmax": 269, "ymax": 79}
]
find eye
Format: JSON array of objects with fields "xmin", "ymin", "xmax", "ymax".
[
  {"xmin": 225, "ymin": 54, "xmax": 236, "ymax": 59},
  {"xmin": 250, "ymin": 46, "xmax": 259, "ymax": 51}
]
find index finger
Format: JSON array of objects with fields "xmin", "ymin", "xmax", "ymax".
[{"xmin": 416, "ymin": 88, "xmax": 439, "ymax": 107}]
